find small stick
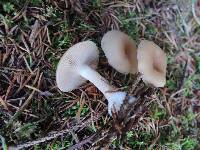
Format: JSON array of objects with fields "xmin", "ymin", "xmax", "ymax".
[
  {"xmin": 9, "ymin": 129, "xmax": 70, "ymax": 150},
  {"xmin": 7, "ymin": 90, "xmax": 36, "ymax": 126},
  {"xmin": 68, "ymin": 135, "xmax": 95, "ymax": 150}
]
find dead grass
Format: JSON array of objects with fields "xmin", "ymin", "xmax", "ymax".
[{"xmin": 0, "ymin": 0, "xmax": 200, "ymax": 149}]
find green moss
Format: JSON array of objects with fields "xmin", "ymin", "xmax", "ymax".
[
  {"xmin": 118, "ymin": 12, "xmax": 139, "ymax": 41},
  {"xmin": 150, "ymin": 103, "xmax": 167, "ymax": 120},
  {"xmin": 3, "ymin": 2, "xmax": 14, "ymax": 13},
  {"xmin": 91, "ymin": 0, "xmax": 101, "ymax": 8},
  {"xmin": 31, "ymin": 0, "xmax": 43, "ymax": 6},
  {"xmin": 164, "ymin": 138, "xmax": 198, "ymax": 150},
  {"xmin": 64, "ymin": 102, "xmax": 89, "ymax": 118},
  {"xmin": 0, "ymin": 14, "xmax": 13, "ymax": 28},
  {"xmin": 181, "ymin": 138, "xmax": 198, "ymax": 150},
  {"xmin": 180, "ymin": 110, "xmax": 197, "ymax": 130},
  {"xmin": 144, "ymin": 24, "xmax": 158, "ymax": 37},
  {"xmin": 14, "ymin": 122, "xmax": 38, "ymax": 141},
  {"xmin": 183, "ymin": 74, "xmax": 200, "ymax": 97},
  {"xmin": 34, "ymin": 136, "xmax": 73, "ymax": 150},
  {"xmin": 166, "ymin": 79, "xmax": 177, "ymax": 90},
  {"xmin": 126, "ymin": 131, "xmax": 153, "ymax": 149}
]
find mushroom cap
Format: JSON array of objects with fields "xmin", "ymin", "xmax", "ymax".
[
  {"xmin": 137, "ymin": 40, "xmax": 167, "ymax": 87},
  {"xmin": 101, "ymin": 30, "xmax": 138, "ymax": 74},
  {"xmin": 56, "ymin": 41, "xmax": 99, "ymax": 92}
]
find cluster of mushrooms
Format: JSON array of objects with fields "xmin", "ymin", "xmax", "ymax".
[{"xmin": 56, "ymin": 30, "xmax": 167, "ymax": 116}]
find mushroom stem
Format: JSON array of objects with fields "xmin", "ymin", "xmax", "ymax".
[
  {"xmin": 79, "ymin": 65, "xmax": 113, "ymax": 94},
  {"xmin": 79, "ymin": 65, "xmax": 131, "ymax": 115}
]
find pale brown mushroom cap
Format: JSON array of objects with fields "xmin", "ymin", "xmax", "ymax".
[
  {"xmin": 101, "ymin": 30, "xmax": 138, "ymax": 74},
  {"xmin": 137, "ymin": 40, "xmax": 167, "ymax": 87},
  {"xmin": 56, "ymin": 41, "xmax": 99, "ymax": 92}
]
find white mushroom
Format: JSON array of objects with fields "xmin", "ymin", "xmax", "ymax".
[
  {"xmin": 56, "ymin": 41, "xmax": 136, "ymax": 115},
  {"xmin": 101, "ymin": 30, "xmax": 167, "ymax": 87},
  {"xmin": 137, "ymin": 40, "xmax": 167, "ymax": 87},
  {"xmin": 101, "ymin": 30, "xmax": 138, "ymax": 74}
]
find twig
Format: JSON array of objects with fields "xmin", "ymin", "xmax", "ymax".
[
  {"xmin": 6, "ymin": 102, "xmax": 39, "ymax": 118},
  {"xmin": 29, "ymin": 20, "xmax": 40, "ymax": 47},
  {"xmin": 9, "ymin": 129, "xmax": 70, "ymax": 150},
  {"xmin": 23, "ymin": 56, "xmax": 34, "ymax": 74},
  {"xmin": 7, "ymin": 90, "xmax": 36, "ymax": 126},
  {"xmin": 0, "ymin": 96, "xmax": 8, "ymax": 110},
  {"xmin": 68, "ymin": 135, "xmax": 95, "ymax": 150},
  {"xmin": 178, "ymin": 60, "xmax": 188, "ymax": 90}
]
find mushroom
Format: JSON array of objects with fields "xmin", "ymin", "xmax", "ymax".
[
  {"xmin": 137, "ymin": 40, "xmax": 167, "ymax": 87},
  {"xmin": 56, "ymin": 41, "xmax": 136, "ymax": 115},
  {"xmin": 101, "ymin": 30, "xmax": 138, "ymax": 74}
]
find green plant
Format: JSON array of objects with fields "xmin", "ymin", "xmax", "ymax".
[
  {"xmin": 64, "ymin": 102, "xmax": 89, "ymax": 118},
  {"xmin": 0, "ymin": 14, "xmax": 13, "ymax": 28},
  {"xmin": 118, "ymin": 12, "xmax": 139, "ymax": 41},
  {"xmin": 181, "ymin": 138, "xmax": 198, "ymax": 150},
  {"xmin": 3, "ymin": 2, "xmax": 14, "ymax": 13},
  {"xmin": 144, "ymin": 24, "xmax": 158, "ymax": 37},
  {"xmin": 150, "ymin": 103, "xmax": 167, "ymax": 120},
  {"xmin": 34, "ymin": 136, "xmax": 73, "ymax": 150},
  {"xmin": 166, "ymin": 79, "xmax": 177, "ymax": 90},
  {"xmin": 31, "ymin": 0, "xmax": 43, "ymax": 7},
  {"xmin": 14, "ymin": 122, "xmax": 38, "ymax": 140}
]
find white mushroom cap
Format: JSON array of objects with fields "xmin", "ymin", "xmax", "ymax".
[
  {"xmin": 137, "ymin": 40, "xmax": 167, "ymax": 87},
  {"xmin": 56, "ymin": 41, "xmax": 99, "ymax": 92},
  {"xmin": 101, "ymin": 30, "xmax": 138, "ymax": 74}
]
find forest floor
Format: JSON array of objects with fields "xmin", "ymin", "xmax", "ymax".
[{"xmin": 0, "ymin": 0, "xmax": 200, "ymax": 149}]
